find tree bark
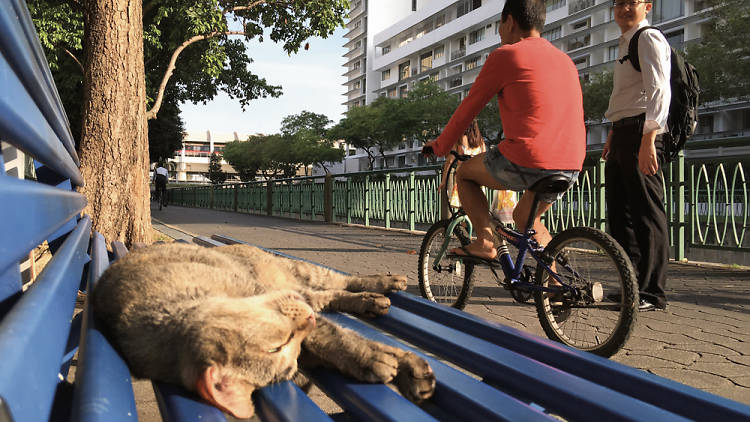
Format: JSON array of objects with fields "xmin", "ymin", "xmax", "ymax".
[{"xmin": 79, "ymin": 0, "xmax": 150, "ymax": 246}]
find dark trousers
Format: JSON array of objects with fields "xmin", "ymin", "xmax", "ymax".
[{"xmin": 605, "ymin": 115, "xmax": 668, "ymax": 307}]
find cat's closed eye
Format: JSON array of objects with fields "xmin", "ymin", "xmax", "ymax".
[{"xmin": 267, "ymin": 332, "xmax": 295, "ymax": 353}]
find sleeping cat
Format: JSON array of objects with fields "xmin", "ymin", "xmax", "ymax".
[{"xmin": 92, "ymin": 242, "xmax": 435, "ymax": 418}]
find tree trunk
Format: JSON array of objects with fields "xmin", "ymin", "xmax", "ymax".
[{"xmin": 79, "ymin": 0, "xmax": 150, "ymax": 246}]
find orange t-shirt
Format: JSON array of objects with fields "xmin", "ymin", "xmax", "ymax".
[{"xmin": 433, "ymin": 37, "xmax": 586, "ymax": 170}]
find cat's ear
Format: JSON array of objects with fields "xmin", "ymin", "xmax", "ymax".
[{"xmin": 195, "ymin": 365, "xmax": 255, "ymax": 418}]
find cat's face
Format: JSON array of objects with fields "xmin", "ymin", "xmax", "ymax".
[{"xmin": 189, "ymin": 290, "xmax": 316, "ymax": 418}]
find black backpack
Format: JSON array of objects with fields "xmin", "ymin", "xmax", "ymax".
[{"xmin": 623, "ymin": 26, "xmax": 700, "ymax": 161}]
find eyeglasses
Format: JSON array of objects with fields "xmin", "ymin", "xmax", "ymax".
[{"xmin": 612, "ymin": 1, "xmax": 650, "ymax": 8}]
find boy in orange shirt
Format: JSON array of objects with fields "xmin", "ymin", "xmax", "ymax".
[{"xmin": 423, "ymin": 0, "xmax": 586, "ymax": 259}]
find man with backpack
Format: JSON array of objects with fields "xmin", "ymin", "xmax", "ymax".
[{"xmin": 604, "ymin": 0, "xmax": 672, "ymax": 311}]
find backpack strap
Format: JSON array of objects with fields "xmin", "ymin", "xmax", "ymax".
[{"xmin": 621, "ymin": 25, "xmax": 660, "ymax": 72}]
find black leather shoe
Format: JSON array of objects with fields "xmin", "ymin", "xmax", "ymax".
[{"xmin": 638, "ymin": 299, "xmax": 655, "ymax": 312}]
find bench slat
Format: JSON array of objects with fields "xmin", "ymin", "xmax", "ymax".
[
  {"xmin": 152, "ymin": 382, "xmax": 227, "ymax": 422},
  {"xmin": 306, "ymin": 368, "xmax": 438, "ymax": 422},
  {"xmin": 370, "ymin": 306, "xmax": 689, "ymax": 422},
  {"xmin": 325, "ymin": 313, "xmax": 555, "ymax": 422},
  {"xmin": 255, "ymin": 382, "xmax": 333, "ymax": 422},
  {"xmin": 0, "ymin": 176, "xmax": 86, "ymax": 278},
  {"xmin": 389, "ymin": 293, "xmax": 750, "ymax": 421},
  {"xmin": 0, "ymin": 54, "xmax": 82, "ymax": 186},
  {"xmin": 0, "ymin": 0, "xmax": 79, "ymax": 166},
  {"xmin": 0, "ymin": 216, "xmax": 90, "ymax": 421},
  {"xmin": 71, "ymin": 232, "xmax": 138, "ymax": 422}
]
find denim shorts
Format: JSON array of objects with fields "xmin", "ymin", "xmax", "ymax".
[{"xmin": 483, "ymin": 145, "xmax": 579, "ymax": 203}]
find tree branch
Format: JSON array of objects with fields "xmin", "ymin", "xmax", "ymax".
[
  {"xmin": 62, "ymin": 47, "xmax": 84, "ymax": 73},
  {"xmin": 145, "ymin": 30, "xmax": 247, "ymax": 120}
]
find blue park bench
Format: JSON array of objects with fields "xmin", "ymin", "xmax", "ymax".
[{"xmin": 2, "ymin": 1, "xmax": 750, "ymax": 421}]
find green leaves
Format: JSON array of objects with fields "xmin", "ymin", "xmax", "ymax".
[
  {"xmin": 686, "ymin": 0, "xmax": 750, "ymax": 103},
  {"xmin": 581, "ymin": 71, "xmax": 613, "ymax": 123},
  {"xmin": 223, "ymin": 110, "xmax": 343, "ymax": 179}
]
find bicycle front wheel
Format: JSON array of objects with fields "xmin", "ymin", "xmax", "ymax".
[
  {"xmin": 534, "ymin": 226, "xmax": 638, "ymax": 357},
  {"xmin": 418, "ymin": 219, "xmax": 475, "ymax": 309}
]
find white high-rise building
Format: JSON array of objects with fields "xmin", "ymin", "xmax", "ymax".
[{"xmin": 339, "ymin": 0, "xmax": 749, "ymax": 173}]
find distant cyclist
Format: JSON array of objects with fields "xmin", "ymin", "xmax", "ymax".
[{"xmin": 153, "ymin": 163, "xmax": 169, "ymax": 208}]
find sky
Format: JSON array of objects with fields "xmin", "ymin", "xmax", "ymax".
[{"xmin": 179, "ymin": 27, "xmax": 348, "ymax": 136}]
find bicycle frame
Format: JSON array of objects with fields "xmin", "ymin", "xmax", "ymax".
[{"xmin": 430, "ymin": 151, "xmax": 575, "ymax": 297}]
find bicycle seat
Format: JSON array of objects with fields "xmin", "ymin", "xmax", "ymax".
[{"xmin": 528, "ymin": 174, "xmax": 571, "ymax": 194}]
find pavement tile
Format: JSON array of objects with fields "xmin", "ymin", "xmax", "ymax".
[{"xmin": 648, "ymin": 367, "xmax": 732, "ymax": 389}]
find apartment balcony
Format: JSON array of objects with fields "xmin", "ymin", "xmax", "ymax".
[
  {"xmin": 569, "ymin": 0, "xmax": 595, "ymax": 14},
  {"xmin": 450, "ymin": 48, "xmax": 466, "ymax": 61},
  {"xmin": 345, "ymin": 24, "xmax": 365, "ymax": 40}
]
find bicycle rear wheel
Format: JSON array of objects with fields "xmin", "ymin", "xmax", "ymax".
[
  {"xmin": 534, "ymin": 226, "xmax": 638, "ymax": 357},
  {"xmin": 418, "ymin": 219, "xmax": 475, "ymax": 309}
]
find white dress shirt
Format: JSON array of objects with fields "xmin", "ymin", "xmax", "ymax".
[
  {"xmin": 605, "ymin": 19, "xmax": 671, "ymax": 135},
  {"xmin": 155, "ymin": 167, "xmax": 168, "ymax": 177}
]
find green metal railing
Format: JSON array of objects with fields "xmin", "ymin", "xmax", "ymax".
[{"xmin": 168, "ymin": 139, "xmax": 749, "ymax": 259}]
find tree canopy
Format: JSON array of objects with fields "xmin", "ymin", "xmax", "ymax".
[
  {"xmin": 29, "ymin": 0, "xmax": 349, "ymax": 155},
  {"xmin": 580, "ymin": 71, "xmax": 613, "ymax": 123},
  {"xmin": 223, "ymin": 111, "xmax": 344, "ymax": 180},
  {"xmin": 687, "ymin": 0, "xmax": 750, "ymax": 103}
]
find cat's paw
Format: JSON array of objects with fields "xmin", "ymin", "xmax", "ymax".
[
  {"xmin": 359, "ymin": 348, "xmax": 399, "ymax": 383},
  {"xmin": 394, "ymin": 352, "xmax": 436, "ymax": 403},
  {"xmin": 358, "ymin": 274, "xmax": 407, "ymax": 293},
  {"xmin": 356, "ymin": 292, "xmax": 391, "ymax": 317}
]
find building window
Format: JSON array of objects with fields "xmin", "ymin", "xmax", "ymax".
[
  {"xmin": 469, "ymin": 27, "xmax": 485, "ymax": 44},
  {"xmin": 665, "ymin": 29, "xmax": 684, "ymax": 50},
  {"xmin": 420, "ymin": 51, "xmax": 433, "ymax": 72},
  {"xmin": 434, "ymin": 45, "xmax": 445, "ymax": 59},
  {"xmin": 412, "ymin": 0, "xmax": 417, "ymax": 11},
  {"xmin": 353, "ymin": 81, "xmax": 360, "ymax": 90},
  {"xmin": 398, "ymin": 155, "xmax": 406, "ymax": 167},
  {"xmin": 542, "ymin": 26, "xmax": 561, "ymax": 41},
  {"xmin": 352, "ymin": 0, "xmax": 361, "ymax": 10},
  {"xmin": 652, "ymin": 0, "xmax": 684, "ymax": 23},
  {"xmin": 353, "ymin": 61, "xmax": 360, "ymax": 70},
  {"xmin": 457, "ymin": 0, "xmax": 482, "ymax": 18},
  {"xmin": 494, "ymin": 20, "xmax": 501, "ymax": 34},
  {"xmin": 382, "ymin": 69, "xmax": 391, "ymax": 81},
  {"xmin": 399, "ymin": 85, "xmax": 409, "ymax": 98},
  {"xmin": 697, "ymin": 114, "xmax": 713, "ymax": 134},
  {"xmin": 608, "ymin": 45, "xmax": 619, "ymax": 61},
  {"xmin": 572, "ymin": 55, "xmax": 589, "ymax": 69},
  {"xmin": 570, "ymin": 17, "xmax": 590, "ymax": 32},
  {"xmin": 361, "ymin": 77, "xmax": 366, "ymax": 94},
  {"xmin": 569, "ymin": 0, "xmax": 594, "ymax": 14},
  {"xmin": 465, "ymin": 56, "xmax": 480, "ymax": 71},
  {"xmin": 429, "ymin": 72, "xmax": 439, "ymax": 82},
  {"xmin": 354, "ymin": 20, "xmax": 361, "ymax": 29},
  {"xmin": 387, "ymin": 88, "xmax": 397, "ymax": 97},
  {"xmin": 449, "ymin": 64, "xmax": 463, "ymax": 76},
  {"xmin": 382, "ymin": 45, "xmax": 391, "ymax": 55},
  {"xmin": 567, "ymin": 33, "xmax": 590, "ymax": 51},
  {"xmin": 449, "ymin": 77, "xmax": 462, "ymax": 88},
  {"xmin": 399, "ymin": 61, "xmax": 410, "ymax": 80},
  {"xmin": 435, "ymin": 14, "xmax": 446, "ymax": 28},
  {"xmin": 545, "ymin": 0, "xmax": 566, "ymax": 11}
]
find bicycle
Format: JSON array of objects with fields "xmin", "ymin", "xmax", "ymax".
[
  {"xmin": 153, "ymin": 183, "xmax": 167, "ymax": 211},
  {"xmin": 418, "ymin": 150, "xmax": 638, "ymax": 357}
]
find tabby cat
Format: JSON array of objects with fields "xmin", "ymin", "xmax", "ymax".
[{"xmin": 92, "ymin": 242, "xmax": 435, "ymax": 418}]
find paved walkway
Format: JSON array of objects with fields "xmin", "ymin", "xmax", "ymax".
[{"xmin": 152, "ymin": 205, "xmax": 750, "ymax": 405}]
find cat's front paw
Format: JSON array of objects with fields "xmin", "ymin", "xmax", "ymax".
[
  {"xmin": 358, "ymin": 274, "xmax": 407, "ymax": 293},
  {"xmin": 356, "ymin": 292, "xmax": 391, "ymax": 317},
  {"xmin": 394, "ymin": 352, "xmax": 436, "ymax": 403}
]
